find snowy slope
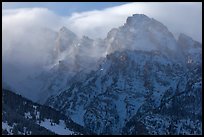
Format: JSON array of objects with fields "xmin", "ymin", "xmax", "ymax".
[
  {"xmin": 2, "ymin": 89, "xmax": 93, "ymax": 135},
  {"xmin": 38, "ymin": 119, "xmax": 74, "ymax": 135},
  {"xmin": 46, "ymin": 49, "xmax": 196, "ymax": 134},
  {"xmin": 45, "ymin": 14, "xmax": 202, "ymax": 135}
]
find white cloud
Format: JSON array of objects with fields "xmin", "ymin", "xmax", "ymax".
[
  {"xmin": 2, "ymin": 8, "xmax": 59, "ymax": 56},
  {"xmin": 3, "ymin": 3, "xmax": 202, "ymax": 51},
  {"xmin": 2, "ymin": 8, "xmax": 60, "ymax": 92},
  {"xmin": 2, "ymin": 2, "xmax": 202, "ymax": 77},
  {"xmin": 2, "ymin": 2, "xmax": 202, "ymax": 100},
  {"xmin": 65, "ymin": 2, "xmax": 202, "ymax": 42}
]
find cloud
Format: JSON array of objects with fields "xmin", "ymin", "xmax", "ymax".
[
  {"xmin": 65, "ymin": 2, "xmax": 202, "ymax": 42},
  {"xmin": 2, "ymin": 8, "xmax": 60, "ymax": 95},
  {"xmin": 2, "ymin": 8, "xmax": 60, "ymax": 58},
  {"xmin": 3, "ymin": 3, "xmax": 202, "ymax": 57},
  {"xmin": 2, "ymin": 2, "xmax": 202, "ymax": 100}
]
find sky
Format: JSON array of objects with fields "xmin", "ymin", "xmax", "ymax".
[{"xmin": 2, "ymin": 2, "xmax": 129, "ymax": 16}]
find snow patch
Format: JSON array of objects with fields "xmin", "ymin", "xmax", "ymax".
[
  {"xmin": 38, "ymin": 119, "xmax": 74, "ymax": 135},
  {"xmin": 2, "ymin": 121, "xmax": 14, "ymax": 135},
  {"xmin": 24, "ymin": 112, "xmax": 32, "ymax": 119}
]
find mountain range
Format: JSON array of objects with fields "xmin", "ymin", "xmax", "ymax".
[{"xmin": 2, "ymin": 14, "xmax": 202, "ymax": 135}]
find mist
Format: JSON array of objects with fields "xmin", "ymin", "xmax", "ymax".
[
  {"xmin": 64, "ymin": 2, "xmax": 202, "ymax": 42},
  {"xmin": 2, "ymin": 2, "xmax": 201, "ymax": 100}
]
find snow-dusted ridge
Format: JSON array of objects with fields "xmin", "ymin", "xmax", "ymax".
[{"xmin": 2, "ymin": 89, "xmax": 94, "ymax": 135}]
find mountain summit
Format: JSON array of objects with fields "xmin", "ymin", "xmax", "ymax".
[
  {"xmin": 106, "ymin": 14, "xmax": 179, "ymax": 60},
  {"xmin": 54, "ymin": 26, "xmax": 78, "ymax": 55}
]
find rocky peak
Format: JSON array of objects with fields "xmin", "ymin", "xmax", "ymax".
[
  {"xmin": 178, "ymin": 33, "xmax": 201, "ymax": 49},
  {"xmin": 55, "ymin": 26, "xmax": 78, "ymax": 54},
  {"xmin": 59, "ymin": 26, "xmax": 77, "ymax": 37},
  {"xmin": 81, "ymin": 35, "xmax": 94, "ymax": 44},
  {"xmin": 106, "ymin": 14, "xmax": 179, "ymax": 58},
  {"xmin": 177, "ymin": 33, "xmax": 202, "ymax": 65},
  {"xmin": 125, "ymin": 14, "xmax": 150, "ymax": 27},
  {"xmin": 178, "ymin": 33, "xmax": 193, "ymax": 42}
]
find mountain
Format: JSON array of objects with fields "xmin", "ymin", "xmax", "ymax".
[
  {"xmin": 53, "ymin": 26, "xmax": 78, "ymax": 57},
  {"xmin": 2, "ymin": 89, "xmax": 94, "ymax": 135},
  {"xmin": 36, "ymin": 27, "xmax": 107, "ymax": 104},
  {"xmin": 122, "ymin": 60, "xmax": 202, "ymax": 135},
  {"xmin": 2, "ymin": 14, "xmax": 202, "ymax": 135},
  {"xmin": 37, "ymin": 14, "xmax": 185, "ymax": 104},
  {"xmin": 178, "ymin": 33, "xmax": 202, "ymax": 65},
  {"xmin": 45, "ymin": 14, "xmax": 202, "ymax": 135},
  {"xmin": 105, "ymin": 14, "xmax": 182, "ymax": 59}
]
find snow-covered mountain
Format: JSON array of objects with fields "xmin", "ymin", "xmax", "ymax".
[
  {"xmin": 105, "ymin": 14, "xmax": 183, "ymax": 60},
  {"xmin": 122, "ymin": 57, "xmax": 202, "ymax": 135},
  {"xmin": 2, "ymin": 14, "xmax": 202, "ymax": 135},
  {"xmin": 46, "ymin": 49, "xmax": 202, "ymax": 134},
  {"xmin": 37, "ymin": 14, "xmax": 187, "ymax": 104},
  {"xmin": 2, "ymin": 89, "xmax": 93, "ymax": 135},
  {"xmin": 35, "ymin": 27, "xmax": 107, "ymax": 103},
  {"xmin": 45, "ymin": 14, "xmax": 202, "ymax": 135}
]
